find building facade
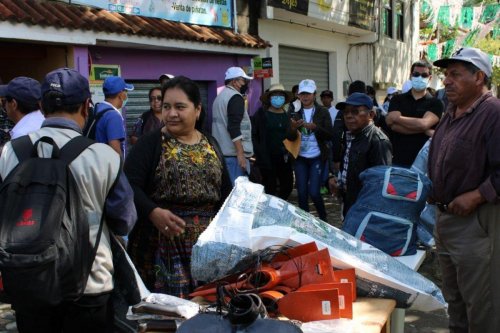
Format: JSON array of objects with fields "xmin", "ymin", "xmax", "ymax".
[
  {"xmin": 0, "ymin": 0, "xmax": 268, "ymax": 134},
  {"xmin": 255, "ymin": 0, "xmax": 419, "ymax": 100}
]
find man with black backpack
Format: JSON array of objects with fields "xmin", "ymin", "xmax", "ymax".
[{"xmin": 0, "ymin": 68, "xmax": 137, "ymax": 333}]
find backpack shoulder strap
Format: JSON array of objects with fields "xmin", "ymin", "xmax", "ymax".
[
  {"xmin": 59, "ymin": 136, "xmax": 95, "ymax": 165},
  {"xmin": 95, "ymin": 103, "xmax": 115, "ymax": 117},
  {"xmin": 59, "ymin": 135, "xmax": 108, "ymax": 278},
  {"xmin": 10, "ymin": 136, "xmax": 34, "ymax": 163}
]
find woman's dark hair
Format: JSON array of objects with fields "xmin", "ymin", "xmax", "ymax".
[
  {"xmin": 148, "ymin": 86, "xmax": 162, "ymax": 99},
  {"xmin": 161, "ymin": 76, "xmax": 205, "ymax": 131}
]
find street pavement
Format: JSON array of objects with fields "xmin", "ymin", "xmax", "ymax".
[{"xmin": 0, "ymin": 188, "xmax": 450, "ymax": 333}]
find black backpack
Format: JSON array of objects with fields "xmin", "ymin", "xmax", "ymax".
[
  {"xmin": 83, "ymin": 103, "xmax": 114, "ymax": 139},
  {"xmin": 0, "ymin": 135, "xmax": 104, "ymax": 307}
]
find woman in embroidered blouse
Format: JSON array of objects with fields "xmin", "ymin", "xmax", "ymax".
[{"xmin": 124, "ymin": 76, "xmax": 231, "ymax": 298}]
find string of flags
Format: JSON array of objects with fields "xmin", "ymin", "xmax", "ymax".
[{"xmin": 419, "ymin": 1, "xmax": 499, "ymax": 62}]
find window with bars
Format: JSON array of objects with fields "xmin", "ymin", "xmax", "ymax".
[
  {"xmin": 396, "ymin": 1, "xmax": 404, "ymax": 41},
  {"xmin": 383, "ymin": 0, "xmax": 393, "ymax": 38}
]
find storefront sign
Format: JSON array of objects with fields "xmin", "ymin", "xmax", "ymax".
[
  {"xmin": 89, "ymin": 64, "xmax": 121, "ymax": 103},
  {"xmin": 90, "ymin": 64, "xmax": 120, "ymax": 81},
  {"xmin": 268, "ymin": 0, "xmax": 309, "ymax": 15},
  {"xmin": 348, "ymin": 0, "xmax": 376, "ymax": 31},
  {"xmin": 252, "ymin": 57, "xmax": 273, "ymax": 78},
  {"xmin": 73, "ymin": 0, "xmax": 233, "ymax": 28}
]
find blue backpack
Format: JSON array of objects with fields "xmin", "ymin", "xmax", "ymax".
[{"xmin": 342, "ymin": 166, "xmax": 431, "ymax": 256}]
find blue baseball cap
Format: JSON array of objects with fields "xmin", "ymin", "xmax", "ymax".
[
  {"xmin": 103, "ymin": 76, "xmax": 134, "ymax": 95},
  {"xmin": 0, "ymin": 77, "xmax": 41, "ymax": 105},
  {"xmin": 41, "ymin": 68, "xmax": 91, "ymax": 105},
  {"xmin": 336, "ymin": 92, "xmax": 374, "ymax": 110}
]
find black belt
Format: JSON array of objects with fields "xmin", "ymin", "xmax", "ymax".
[{"xmin": 436, "ymin": 202, "xmax": 449, "ymax": 213}]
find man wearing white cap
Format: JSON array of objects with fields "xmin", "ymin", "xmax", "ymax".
[
  {"xmin": 428, "ymin": 47, "xmax": 500, "ymax": 333},
  {"xmin": 212, "ymin": 66, "xmax": 253, "ymax": 185}
]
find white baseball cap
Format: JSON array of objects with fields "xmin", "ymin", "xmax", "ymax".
[
  {"xmin": 159, "ymin": 73, "xmax": 175, "ymax": 81},
  {"xmin": 387, "ymin": 87, "xmax": 398, "ymax": 95},
  {"xmin": 225, "ymin": 67, "xmax": 253, "ymax": 80},
  {"xmin": 402, "ymin": 80, "xmax": 412, "ymax": 93},
  {"xmin": 434, "ymin": 47, "xmax": 492, "ymax": 78},
  {"xmin": 298, "ymin": 79, "xmax": 317, "ymax": 94}
]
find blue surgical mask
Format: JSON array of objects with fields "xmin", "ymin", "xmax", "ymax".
[
  {"xmin": 270, "ymin": 95, "xmax": 285, "ymax": 108},
  {"xmin": 122, "ymin": 98, "xmax": 128, "ymax": 109},
  {"xmin": 411, "ymin": 76, "xmax": 429, "ymax": 91}
]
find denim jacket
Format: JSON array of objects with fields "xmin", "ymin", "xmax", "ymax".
[{"xmin": 340, "ymin": 123, "xmax": 392, "ymax": 214}]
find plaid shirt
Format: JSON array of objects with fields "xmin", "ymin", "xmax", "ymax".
[
  {"xmin": 0, "ymin": 107, "xmax": 13, "ymax": 150},
  {"xmin": 339, "ymin": 131, "xmax": 354, "ymax": 191}
]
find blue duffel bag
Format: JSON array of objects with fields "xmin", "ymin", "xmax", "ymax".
[{"xmin": 342, "ymin": 166, "xmax": 431, "ymax": 256}]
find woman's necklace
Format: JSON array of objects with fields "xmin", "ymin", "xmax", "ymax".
[
  {"xmin": 177, "ymin": 131, "xmax": 201, "ymax": 145},
  {"xmin": 164, "ymin": 129, "xmax": 201, "ymax": 145}
]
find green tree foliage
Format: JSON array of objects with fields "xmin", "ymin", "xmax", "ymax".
[{"xmin": 474, "ymin": 36, "xmax": 500, "ymax": 86}]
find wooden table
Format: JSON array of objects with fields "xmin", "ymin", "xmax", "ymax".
[{"xmin": 353, "ymin": 297, "xmax": 396, "ymax": 333}]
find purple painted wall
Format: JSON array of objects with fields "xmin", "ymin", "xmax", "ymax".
[
  {"xmin": 88, "ymin": 46, "xmax": 263, "ymax": 119},
  {"xmin": 73, "ymin": 46, "xmax": 89, "ymax": 79}
]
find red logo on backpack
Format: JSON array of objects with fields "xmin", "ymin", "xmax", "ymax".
[{"xmin": 16, "ymin": 208, "xmax": 36, "ymax": 227}]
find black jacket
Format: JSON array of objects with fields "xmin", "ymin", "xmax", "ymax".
[
  {"xmin": 340, "ymin": 123, "xmax": 392, "ymax": 214},
  {"xmin": 286, "ymin": 102, "xmax": 334, "ymax": 161},
  {"xmin": 251, "ymin": 106, "xmax": 291, "ymax": 170}
]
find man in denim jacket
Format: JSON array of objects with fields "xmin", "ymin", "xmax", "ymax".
[{"xmin": 329, "ymin": 93, "xmax": 392, "ymax": 217}]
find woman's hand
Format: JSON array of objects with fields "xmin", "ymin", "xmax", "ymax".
[
  {"xmin": 149, "ymin": 207, "xmax": 186, "ymax": 237},
  {"xmin": 302, "ymin": 122, "xmax": 317, "ymax": 131},
  {"xmin": 290, "ymin": 118, "xmax": 304, "ymax": 131}
]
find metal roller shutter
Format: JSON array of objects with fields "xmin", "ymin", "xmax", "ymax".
[
  {"xmin": 126, "ymin": 81, "xmax": 209, "ymax": 137},
  {"xmin": 279, "ymin": 46, "xmax": 329, "ymax": 93}
]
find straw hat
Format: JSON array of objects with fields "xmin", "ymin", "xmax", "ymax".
[{"xmin": 260, "ymin": 83, "xmax": 293, "ymax": 104}]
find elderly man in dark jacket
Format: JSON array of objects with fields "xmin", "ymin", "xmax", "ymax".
[{"xmin": 329, "ymin": 92, "xmax": 392, "ymax": 217}]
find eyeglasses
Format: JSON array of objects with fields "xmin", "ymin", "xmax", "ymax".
[
  {"xmin": 149, "ymin": 96, "xmax": 162, "ymax": 102},
  {"xmin": 411, "ymin": 72, "xmax": 430, "ymax": 78}
]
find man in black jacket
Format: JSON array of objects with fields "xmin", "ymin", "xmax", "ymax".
[{"xmin": 329, "ymin": 93, "xmax": 392, "ymax": 217}]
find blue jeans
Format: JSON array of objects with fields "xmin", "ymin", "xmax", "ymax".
[
  {"xmin": 225, "ymin": 157, "xmax": 250, "ymax": 186},
  {"xmin": 294, "ymin": 156, "xmax": 327, "ymax": 221}
]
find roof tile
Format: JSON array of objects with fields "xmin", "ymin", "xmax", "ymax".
[{"xmin": 0, "ymin": 0, "xmax": 269, "ymax": 49}]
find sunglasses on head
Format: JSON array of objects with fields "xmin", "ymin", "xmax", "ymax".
[
  {"xmin": 411, "ymin": 72, "xmax": 430, "ymax": 78},
  {"xmin": 149, "ymin": 96, "xmax": 162, "ymax": 102}
]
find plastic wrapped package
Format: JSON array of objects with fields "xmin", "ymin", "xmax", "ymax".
[{"xmin": 191, "ymin": 177, "xmax": 446, "ymax": 311}]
